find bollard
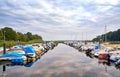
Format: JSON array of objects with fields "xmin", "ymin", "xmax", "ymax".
[{"xmin": 3, "ymin": 43, "xmax": 6, "ymax": 54}]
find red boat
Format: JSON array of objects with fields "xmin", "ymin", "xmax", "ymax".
[{"xmin": 98, "ymin": 53, "xmax": 109, "ymax": 61}]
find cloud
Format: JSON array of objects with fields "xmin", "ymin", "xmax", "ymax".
[{"xmin": 0, "ymin": 0, "xmax": 120, "ymax": 40}]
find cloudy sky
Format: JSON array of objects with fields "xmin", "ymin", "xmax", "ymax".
[{"xmin": 0, "ymin": 0, "xmax": 120, "ymax": 40}]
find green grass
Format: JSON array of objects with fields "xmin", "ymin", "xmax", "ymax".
[
  {"xmin": 0, "ymin": 39, "xmax": 43, "ymax": 48},
  {"xmin": 27, "ymin": 39, "xmax": 43, "ymax": 44},
  {"xmin": 54, "ymin": 41, "xmax": 61, "ymax": 45}
]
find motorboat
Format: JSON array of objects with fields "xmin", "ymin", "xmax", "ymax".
[{"xmin": 0, "ymin": 52, "xmax": 27, "ymax": 64}]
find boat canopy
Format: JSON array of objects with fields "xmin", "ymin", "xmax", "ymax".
[
  {"xmin": 24, "ymin": 46, "xmax": 36, "ymax": 54},
  {"xmin": 95, "ymin": 45, "xmax": 99, "ymax": 50},
  {"xmin": 1, "ymin": 52, "xmax": 24, "ymax": 57}
]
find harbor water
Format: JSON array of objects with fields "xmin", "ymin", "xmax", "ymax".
[{"xmin": 0, "ymin": 44, "xmax": 120, "ymax": 77}]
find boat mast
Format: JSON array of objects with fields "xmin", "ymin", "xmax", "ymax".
[
  {"xmin": 105, "ymin": 25, "xmax": 107, "ymax": 43},
  {"xmin": 82, "ymin": 32, "xmax": 83, "ymax": 42}
]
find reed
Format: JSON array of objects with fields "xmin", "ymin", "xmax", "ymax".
[{"xmin": 0, "ymin": 39, "xmax": 43, "ymax": 48}]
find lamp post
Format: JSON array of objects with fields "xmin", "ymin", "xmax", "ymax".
[{"xmin": 3, "ymin": 31, "xmax": 6, "ymax": 54}]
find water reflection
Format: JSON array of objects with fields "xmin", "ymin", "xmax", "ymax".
[
  {"xmin": 0, "ymin": 44, "xmax": 120, "ymax": 77},
  {"xmin": 0, "ymin": 57, "xmax": 41, "ymax": 77},
  {"xmin": 85, "ymin": 53, "xmax": 94, "ymax": 59},
  {"xmin": 3, "ymin": 65, "xmax": 6, "ymax": 72},
  {"xmin": 84, "ymin": 49, "xmax": 120, "ymax": 71},
  {"xmin": 0, "ymin": 65, "xmax": 6, "ymax": 77},
  {"xmin": 0, "ymin": 51, "xmax": 46, "ymax": 77},
  {"xmin": 67, "ymin": 43, "xmax": 120, "ymax": 72},
  {"xmin": 5, "ymin": 58, "xmax": 37, "ymax": 67},
  {"xmin": 115, "ymin": 63, "xmax": 120, "ymax": 70}
]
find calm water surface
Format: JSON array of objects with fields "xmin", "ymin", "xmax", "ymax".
[{"xmin": 0, "ymin": 44, "xmax": 120, "ymax": 77}]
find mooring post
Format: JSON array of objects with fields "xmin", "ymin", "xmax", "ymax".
[
  {"xmin": 3, "ymin": 31, "xmax": 6, "ymax": 54},
  {"xmin": 3, "ymin": 43, "xmax": 6, "ymax": 54}
]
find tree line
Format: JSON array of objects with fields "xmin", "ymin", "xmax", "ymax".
[
  {"xmin": 0, "ymin": 27, "xmax": 43, "ymax": 42},
  {"xmin": 92, "ymin": 29, "xmax": 120, "ymax": 42}
]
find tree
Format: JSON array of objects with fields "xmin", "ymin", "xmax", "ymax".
[
  {"xmin": 92, "ymin": 29, "xmax": 120, "ymax": 42},
  {"xmin": 0, "ymin": 27, "xmax": 43, "ymax": 42},
  {"xmin": 1, "ymin": 27, "xmax": 17, "ymax": 41},
  {"xmin": 0, "ymin": 29, "xmax": 3, "ymax": 40},
  {"xmin": 17, "ymin": 32, "xmax": 28, "ymax": 42},
  {"xmin": 26, "ymin": 32, "xmax": 33, "ymax": 40},
  {"xmin": 32, "ymin": 34, "xmax": 42, "ymax": 40}
]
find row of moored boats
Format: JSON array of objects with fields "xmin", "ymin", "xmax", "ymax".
[
  {"xmin": 64, "ymin": 42, "xmax": 120, "ymax": 65},
  {"xmin": 0, "ymin": 42, "xmax": 57, "ymax": 65}
]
